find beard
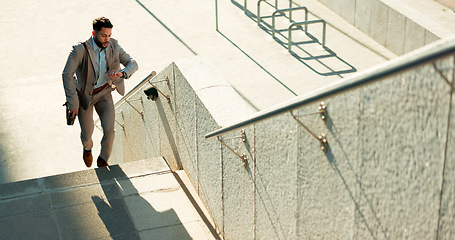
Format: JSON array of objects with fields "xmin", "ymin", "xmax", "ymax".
[{"xmin": 94, "ymin": 38, "xmax": 109, "ymax": 49}]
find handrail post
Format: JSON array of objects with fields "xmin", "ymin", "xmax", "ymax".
[
  {"xmin": 288, "ymin": 19, "xmax": 327, "ymax": 53},
  {"xmin": 215, "ymin": 0, "xmax": 218, "ymax": 31},
  {"xmin": 289, "ymin": 0, "xmax": 293, "ymax": 21},
  {"xmin": 271, "ymin": 6, "xmax": 308, "ymax": 38},
  {"xmin": 245, "ymin": 0, "xmax": 247, "ymax": 14},
  {"xmin": 305, "ymin": 9, "xmax": 308, "ymax": 32},
  {"xmin": 258, "ymin": 0, "xmax": 281, "ymax": 26},
  {"xmin": 257, "ymin": 0, "xmax": 265, "ymax": 26},
  {"xmin": 322, "ymin": 20, "xmax": 326, "ymax": 47},
  {"xmin": 272, "ymin": 11, "xmax": 278, "ymax": 38},
  {"xmin": 288, "ymin": 24, "xmax": 293, "ymax": 53}
]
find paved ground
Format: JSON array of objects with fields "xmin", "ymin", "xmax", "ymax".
[{"xmin": 0, "ymin": 158, "xmax": 219, "ymax": 239}]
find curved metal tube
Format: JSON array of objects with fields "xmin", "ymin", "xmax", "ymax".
[
  {"xmin": 288, "ymin": 19, "xmax": 326, "ymax": 53},
  {"xmin": 272, "ymin": 6, "xmax": 308, "ymax": 38}
]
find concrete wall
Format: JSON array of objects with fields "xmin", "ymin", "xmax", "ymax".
[
  {"xmin": 112, "ymin": 56, "xmax": 257, "ymax": 236},
  {"xmin": 113, "ymin": 41, "xmax": 455, "ymax": 238},
  {"xmin": 317, "ymin": 0, "xmax": 453, "ymax": 55}
]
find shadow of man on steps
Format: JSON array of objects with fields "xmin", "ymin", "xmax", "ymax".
[{"xmin": 92, "ymin": 165, "xmax": 193, "ymax": 240}]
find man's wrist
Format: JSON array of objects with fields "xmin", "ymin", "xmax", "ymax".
[{"xmin": 120, "ymin": 70, "xmax": 127, "ymax": 78}]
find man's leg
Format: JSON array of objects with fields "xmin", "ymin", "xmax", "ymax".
[
  {"xmin": 78, "ymin": 105, "xmax": 94, "ymax": 151},
  {"xmin": 94, "ymin": 92, "xmax": 115, "ymax": 162}
]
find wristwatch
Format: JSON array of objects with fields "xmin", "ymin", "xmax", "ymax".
[{"xmin": 120, "ymin": 70, "xmax": 126, "ymax": 78}]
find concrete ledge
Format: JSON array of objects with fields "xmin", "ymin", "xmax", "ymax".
[
  {"xmin": 42, "ymin": 158, "xmax": 169, "ymax": 191},
  {"xmin": 385, "ymin": 7, "xmax": 407, "ymax": 55},
  {"xmin": 383, "ymin": 0, "xmax": 454, "ymax": 38},
  {"xmin": 369, "ymin": 0, "xmax": 389, "ymax": 46},
  {"xmin": 317, "ymin": 0, "xmax": 455, "ymax": 55},
  {"xmin": 354, "ymin": 0, "xmax": 372, "ymax": 35},
  {"xmin": 174, "ymin": 56, "xmax": 257, "ymax": 127},
  {"xmin": 0, "ymin": 179, "xmax": 41, "ymax": 200}
]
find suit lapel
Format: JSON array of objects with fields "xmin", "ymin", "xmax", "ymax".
[
  {"xmin": 105, "ymin": 41, "xmax": 113, "ymax": 70},
  {"xmin": 86, "ymin": 38, "xmax": 97, "ymax": 77}
]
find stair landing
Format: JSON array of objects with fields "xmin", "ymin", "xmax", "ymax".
[{"xmin": 0, "ymin": 158, "xmax": 218, "ymax": 240}]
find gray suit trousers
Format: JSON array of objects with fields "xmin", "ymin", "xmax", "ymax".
[{"xmin": 78, "ymin": 87, "xmax": 115, "ymax": 161}]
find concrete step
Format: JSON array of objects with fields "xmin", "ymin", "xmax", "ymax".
[{"xmin": 0, "ymin": 158, "xmax": 219, "ymax": 240}]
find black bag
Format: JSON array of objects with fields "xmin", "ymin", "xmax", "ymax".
[{"xmin": 63, "ymin": 102, "xmax": 76, "ymax": 125}]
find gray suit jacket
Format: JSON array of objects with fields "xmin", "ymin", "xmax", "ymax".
[{"xmin": 62, "ymin": 37, "xmax": 138, "ymax": 110}]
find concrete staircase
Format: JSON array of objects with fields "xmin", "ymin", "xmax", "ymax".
[{"xmin": 0, "ymin": 158, "xmax": 219, "ymax": 240}]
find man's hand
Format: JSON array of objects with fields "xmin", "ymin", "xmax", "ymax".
[
  {"xmin": 69, "ymin": 109, "xmax": 79, "ymax": 119},
  {"xmin": 106, "ymin": 70, "xmax": 122, "ymax": 79}
]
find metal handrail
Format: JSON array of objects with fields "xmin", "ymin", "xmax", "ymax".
[
  {"xmin": 114, "ymin": 71, "xmax": 156, "ymax": 108},
  {"xmin": 288, "ymin": 19, "xmax": 326, "ymax": 52},
  {"xmin": 272, "ymin": 6, "xmax": 308, "ymax": 38},
  {"xmin": 205, "ymin": 36, "xmax": 455, "ymax": 139}
]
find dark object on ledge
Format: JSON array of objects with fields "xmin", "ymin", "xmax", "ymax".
[{"xmin": 144, "ymin": 87, "xmax": 159, "ymax": 101}]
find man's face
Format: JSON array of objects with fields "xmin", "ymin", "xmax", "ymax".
[{"xmin": 93, "ymin": 27, "xmax": 112, "ymax": 49}]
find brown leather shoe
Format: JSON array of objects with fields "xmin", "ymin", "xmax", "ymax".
[
  {"xmin": 83, "ymin": 149, "xmax": 93, "ymax": 167},
  {"xmin": 97, "ymin": 156, "xmax": 109, "ymax": 168}
]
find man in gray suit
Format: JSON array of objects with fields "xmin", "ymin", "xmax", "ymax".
[{"xmin": 62, "ymin": 17, "xmax": 138, "ymax": 168}]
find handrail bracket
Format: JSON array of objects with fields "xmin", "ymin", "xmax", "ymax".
[
  {"xmin": 291, "ymin": 102, "xmax": 328, "ymax": 152},
  {"xmin": 218, "ymin": 129, "xmax": 248, "ymax": 166},
  {"xmin": 125, "ymin": 97, "xmax": 144, "ymax": 117},
  {"xmin": 147, "ymin": 76, "xmax": 171, "ymax": 102},
  {"xmin": 115, "ymin": 111, "xmax": 125, "ymax": 130},
  {"xmin": 433, "ymin": 62, "xmax": 455, "ymax": 92}
]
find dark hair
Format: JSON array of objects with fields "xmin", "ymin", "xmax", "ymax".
[{"xmin": 92, "ymin": 17, "xmax": 113, "ymax": 31}]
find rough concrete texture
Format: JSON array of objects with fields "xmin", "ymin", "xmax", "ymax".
[
  {"xmin": 195, "ymin": 95, "xmax": 224, "ymax": 233},
  {"xmin": 112, "ymin": 64, "xmax": 175, "ymax": 166},
  {"xmin": 440, "ymin": 62, "xmax": 455, "ymax": 239},
  {"xmin": 355, "ymin": 59, "xmax": 450, "ymax": 239},
  {"xmin": 297, "ymin": 92, "xmax": 359, "ymax": 239},
  {"xmin": 113, "ymin": 37, "xmax": 455, "ymax": 239},
  {"xmin": 173, "ymin": 64, "xmax": 198, "ymax": 173},
  {"xmin": 221, "ymin": 126, "xmax": 255, "ymax": 240},
  {"xmin": 174, "ymin": 55, "xmax": 258, "ymax": 234},
  {"xmin": 154, "ymin": 65, "xmax": 181, "ymax": 170},
  {"xmin": 254, "ymin": 114, "xmax": 299, "ymax": 239}
]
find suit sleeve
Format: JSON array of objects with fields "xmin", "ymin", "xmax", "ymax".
[
  {"xmin": 62, "ymin": 44, "xmax": 84, "ymax": 110},
  {"xmin": 118, "ymin": 43, "xmax": 138, "ymax": 78}
]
